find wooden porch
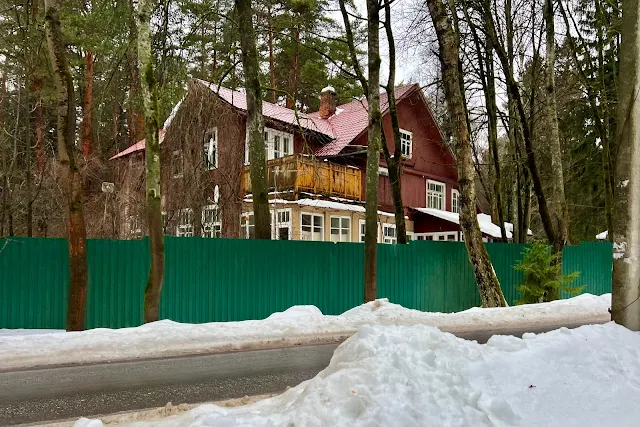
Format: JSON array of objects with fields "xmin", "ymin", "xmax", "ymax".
[{"xmin": 241, "ymin": 154, "xmax": 362, "ymax": 200}]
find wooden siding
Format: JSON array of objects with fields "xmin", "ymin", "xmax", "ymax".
[{"xmin": 241, "ymin": 154, "xmax": 362, "ymax": 200}]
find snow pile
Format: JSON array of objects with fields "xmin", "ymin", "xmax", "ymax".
[
  {"xmin": 0, "ymin": 294, "xmax": 611, "ymax": 370},
  {"xmin": 77, "ymin": 323, "xmax": 640, "ymax": 427}
]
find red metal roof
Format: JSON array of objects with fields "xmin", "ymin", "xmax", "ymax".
[
  {"xmin": 197, "ymin": 80, "xmax": 335, "ymax": 138},
  {"xmin": 109, "ymin": 82, "xmax": 421, "ymax": 160},
  {"xmin": 110, "ymin": 129, "xmax": 166, "ymax": 160},
  {"xmin": 311, "ymin": 84, "xmax": 419, "ymax": 157}
]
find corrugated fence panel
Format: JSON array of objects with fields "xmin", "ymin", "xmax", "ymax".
[
  {"xmin": 562, "ymin": 241, "xmax": 613, "ymax": 296},
  {"xmin": 86, "ymin": 239, "xmax": 149, "ymax": 329},
  {"xmin": 0, "ymin": 238, "xmax": 69, "ymax": 329},
  {"xmin": 0, "ymin": 238, "xmax": 613, "ymax": 329},
  {"xmin": 486, "ymin": 243, "xmax": 528, "ymax": 305}
]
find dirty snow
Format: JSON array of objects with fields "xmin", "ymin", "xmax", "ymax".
[
  {"xmin": 77, "ymin": 322, "xmax": 640, "ymax": 427},
  {"xmin": 0, "ymin": 294, "xmax": 611, "ymax": 371}
]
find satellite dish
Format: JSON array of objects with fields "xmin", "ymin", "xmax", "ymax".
[{"xmin": 214, "ymin": 185, "xmax": 220, "ymax": 203}]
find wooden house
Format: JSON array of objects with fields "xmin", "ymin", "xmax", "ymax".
[{"xmin": 111, "ymin": 79, "xmax": 511, "ymax": 242}]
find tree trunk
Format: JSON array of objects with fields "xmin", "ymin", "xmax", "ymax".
[
  {"xmin": 484, "ymin": 3, "xmax": 557, "ymax": 248},
  {"xmin": 381, "ymin": 0, "xmax": 407, "ymax": 244},
  {"xmin": 544, "ymin": 0, "xmax": 569, "ymax": 254},
  {"xmin": 611, "ymin": 0, "xmax": 640, "ymax": 330},
  {"xmin": 236, "ymin": 0, "xmax": 271, "ymax": 239},
  {"xmin": 45, "ymin": 0, "xmax": 89, "ymax": 331},
  {"xmin": 33, "ymin": 77, "xmax": 46, "ymax": 169},
  {"xmin": 362, "ymin": 0, "xmax": 382, "ymax": 302},
  {"xmin": 485, "ymin": 41, "xmax": 507, "ymax": 242},
  {"xmin": 82, "ymin": 51, "xmax": 95, "ymax": 158},
  {"xmin": 137, "ymin": 0, "xmax": 166, "ymax": 323},
  {"xmin": 268, "ymin": 12, "xmax": 276, "ymax": 103},
  {"xmin": 128, "ymin": 0, "xmax": 144, "ymax": 146},
  {"xmin": 427, "ymin": 0, "xmax": 505, "ymax": 307}
]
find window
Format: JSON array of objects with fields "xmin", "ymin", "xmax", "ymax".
[
  {"xmin": 272, "ymin": 209, "xmax": 292, "ymax": 240},
  {"xmin": 427, "ymin": 180, "xmax": 446, "ymax": 210},
  {"xmin": 176, "ymin": 209, "xmax": 193, "ymax": 237},
  {"xmin": 359, "ymin": 219, "xmax": 381, "ymax": 243},
  {"xmin": 382, "ymin": 224, "xmax": 397, "ymax": 244},
  {"xmin": 452, "ymin": 189, "xmax": 460, "ymax": 214},
  {"xmin": 301, "ymin": 212, "xmax": 323, "ymax": 241},
  {"xmin": 245, "ymin": 128, "xmax": 294, "ymax": 164},
  {"xmin": 416, "ymin": 232, "xmax": 457, "ymax": 241},
  {"xmin": 330, "ymin": 216, "xmax": 351, "ymax": 242},
  {"xmin": 400, "ymin": 129, "xmax": 412, "ymax": 158},
  {"xmin": 203, "ymin": 128, "xmax": 218, "ymax": 170},
  {"xmin": 240, "ymin": 212, "xmax": 255, "ymax": 239},
  {"xmin": 202, "ymin": 205, "xmax": 221, "ymax": 238},
  {"xmin": 172, "ymin": 150, "xmax": 184, "ymax": 178}
]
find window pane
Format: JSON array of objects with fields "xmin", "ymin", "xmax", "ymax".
[
  {"xmin": 341, "ymin": 218, "xmax": 350, "ymax": 228},
  {"xmin": 302, "ymin": 214, "xmax": 311, "ymax": 226},
  {"xmin": 331, "ymin": 217, "xmax": 339, "ymax": 228}
]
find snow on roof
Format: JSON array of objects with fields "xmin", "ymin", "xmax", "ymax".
[
  {"xmin": 503, "ymin": 221, "xmax": 533, "ymax": 236},
  {"xmin": 321, "ymin": 85, "xmax": 336, "ymax": 93},
  {"xmin": 414, "ymin": 208, "xmax": 513, "ymax": 239},
  {"xmin": 242, "ymin": 198, "xmax": 401, "ymax": 217},
  {"xmin": 596, "ymin": 230, "xmax": 608, "ymax": 240}
]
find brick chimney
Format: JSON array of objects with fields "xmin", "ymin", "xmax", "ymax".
[{"xmin": 319, "ymin": 86, "xmax": 337, "ymax": 118}]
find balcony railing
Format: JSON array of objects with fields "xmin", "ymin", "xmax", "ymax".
[{"xmin": 241, "ymin": 154, "xmax": 362, "ymax": 200}]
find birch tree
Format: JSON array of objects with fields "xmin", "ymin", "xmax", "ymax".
[
  {"xmin": 612, "ymin": 0, "xmax": 640, "ymax": 330},
  {"xmin": 425, "ymin": 0, "xmax": 506, "ymax": 307},
  {"xmin": 137, "ymin": 0, "xmax": 165, "ymax": 323},
  {"xmin": 44, "ymin": 0, "xmax": 90, "ymax": 331},
  {"xmin": 544, "ymin": 0, "xmax": 569, "ymax": 255},
  {"xmin": 236, "ymin": 0, "xmax": 271, "ymax": 239}
]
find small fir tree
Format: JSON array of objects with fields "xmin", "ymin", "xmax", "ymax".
[{"xmin": 515, "ymin": 243, "xmax": 583, "ymax": 304}]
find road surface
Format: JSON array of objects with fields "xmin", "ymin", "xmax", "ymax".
[{"xmin": 0, "ymin": 321, "xmax": 600, "ymax": 426}]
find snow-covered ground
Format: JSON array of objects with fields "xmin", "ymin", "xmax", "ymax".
[
  {"xmin": 0, "ymin": 294, "xmax": 611, "ymax": 370},
  {"xmin": 76, "ymin": 321, "xmax": 640, "ymax": 427}
]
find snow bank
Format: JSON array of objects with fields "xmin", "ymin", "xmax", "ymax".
[
  {"xmin": 0, "ymin": 294, "xmax": 611, "ymax": 371},
  {"xmin": 77, "ymin": 322, "xmax": 640, "ymax": 427}
]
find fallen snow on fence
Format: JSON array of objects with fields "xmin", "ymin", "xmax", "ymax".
[
  {"xmin": 77, "ymin": 322, "xmax": 640, "ymax": 427},
  {"xmin": 0, "ymin": 293, "xmax": 611, "ymax": 370}
]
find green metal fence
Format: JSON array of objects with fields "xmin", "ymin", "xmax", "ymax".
[{"xmin": 0, "ymin": 237, "xmax": 613, "ymax": 329}]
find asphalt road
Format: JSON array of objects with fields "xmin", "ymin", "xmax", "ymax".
[{"xmin": 0, "ymin": 321, "xmax": 600, "ymax": 426}]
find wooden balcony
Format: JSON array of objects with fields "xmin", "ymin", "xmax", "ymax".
[{"xmin": 241, "ymin": 154, "xmax": 362, "ymax": 200}]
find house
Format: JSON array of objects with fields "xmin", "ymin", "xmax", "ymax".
[{"xmin": 111, "ymin": 79, "xmax": 510, "ymax": 242}]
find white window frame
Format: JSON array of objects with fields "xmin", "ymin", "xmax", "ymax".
[
  {"xmin": 245, "ymin": 127, "xmax": 294, "ymax": 165},
  {"xmin": 172, "ymin": 150, "xmax": 184, "ymax": 178},
  {"xmin": 240, "ymin": 212, "xmax": 254, "ymax": 239},
  {"xmin": 271, "ymin": 208, "xmax": 293, "ymax": 240},
  {"xmin": 330, "ymin": 216, "xmax": 351, "ymax": 243},
  {"xmin": 451, "ymin": 189, "xmax": 460, "ymax": 214},
  {"xmin": 204, "ymin": 128, "xmax": 218, "ymax": 170},
  {"xmin": 300, "ymin": 212, "xmax": 324, "ymax": 241},
  {"xmin": 400, "ymin": 129, "xmax": 413, "ymax": 158},
  {"xmin": 359, "ymin": 219, "xmax": 381, "ymax": 243},
  {"xmin": 202, "ymin": 204, "xmax": 221, "ymax": 238},
  {"xmin": 382, "ymin": 223, "xmax": 397, "ymax": 244},
  {"xmin": 176, "ymin": 208, "xmax": 194, "ymax": 237},
  {"xmin": 427, "ymin": 179, "xmax": 446, "ymax": 210},
  {"xmin": 415, "ymin": 231, "xmax": 458, "ymax": 241}
]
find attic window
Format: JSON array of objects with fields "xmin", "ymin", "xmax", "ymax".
[
  {"xmin": 400, "ymin": 129, "xmax": 412, "ymax": 158},
  {"xmin": 172, "ymin": 150, "xmax": 184, "ymax": 178},
  {"xmin": 203, "ymin": 128, "xmax": 218, "ymax": 170}
]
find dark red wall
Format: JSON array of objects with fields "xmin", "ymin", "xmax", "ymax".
[{"xmin": 355, "ymin": 89, "xmax": 459, "ymax": 212}]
